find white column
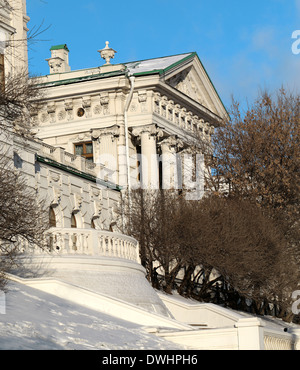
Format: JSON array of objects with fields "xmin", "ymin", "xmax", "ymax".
[
  {"xmin": 159, "ymin": 136, "xmax": 182, "ymax": 190},
  {"xmin": 132, "ymin": 125, "xmax": 162, "ymax": 189},
  {"xmin": 92, "ymin": 126, "xmax": 120, "ymax": 186}
]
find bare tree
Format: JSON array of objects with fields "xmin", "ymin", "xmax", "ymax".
[
  {"xmin": 121, "ymin": 185, "xmax": 299, "ymax": 322},
  {"xmin": 0, "ymin": 0, "xmax": 48, "ymax": 289},
  {"xmin": 120, "ymin": 189, "xmax": 187, "ymax": 293},
  {"xmin": 204, "ymin": 88, "xmax": 300, "ymax": 223},
  {"xmin": 0, "ymin": 71, "xmax": 43, "ymax": 135},
  {"xmin": 189, "ymin": 195, "xmax": 299, "ymax": 320},
  {"xmin": 189, "ymin": 88, "xmax": 300, "ymax": 320},
  {"xmin": 0, "ymin": 151, "xmax": 49, "ymax": 291}
]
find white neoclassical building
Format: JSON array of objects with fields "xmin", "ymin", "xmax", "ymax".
[
  {"xmin": 33, "ymin": 41, "xmax": 227, "ymax": 193},
  {"xmin": 1, "ymin": 0, "xmax": 299, "ymax": 350}
]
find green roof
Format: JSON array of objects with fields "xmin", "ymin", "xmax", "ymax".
[
  {"xmin": 36, "ymin": 155, "xmax": 121, "ymax": 191},
  {"xmin": 50, "ymin": 44, "xmax": 69, "ymax": 52},
  {"xmin": 124, "ymin": 52, "xmax": 195, "ymax": 77}
]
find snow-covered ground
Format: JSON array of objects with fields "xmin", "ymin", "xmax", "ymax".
[{"xmin": 0, "ymin": 281, "xmax": 185, "ymax": 350}]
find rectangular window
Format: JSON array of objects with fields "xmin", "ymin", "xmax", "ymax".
[{"xmin": 74, "ymin": 141, "xmax": 93, "ymax": 162}]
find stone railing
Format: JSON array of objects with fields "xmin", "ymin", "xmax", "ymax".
[
  {"xmin": 264, "ymin": 329, "xmax": 300, "ymax": 350},
  {"xmin": 153, "ymin": 92, "xmax": 214, "ymax": 137},
  {"xmin": 42, "ymin": 227, "xmax": 140, "ymax": 263},
  {"xmin": 36, "ymin": 141, "xmax": 100, "ymax": 176}
]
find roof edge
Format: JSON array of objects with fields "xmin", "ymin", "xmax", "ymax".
[{"xmin": 50, "ymin": 44, "xmax": 70, "ymax": 52}]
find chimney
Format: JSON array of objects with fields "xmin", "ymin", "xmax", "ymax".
[{"xmin": 46, "ymin": 44, "xmax": 71, "ymax": 74}]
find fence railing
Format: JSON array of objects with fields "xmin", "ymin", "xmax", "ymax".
[{"xmin": 41, "ymin": 227, "xmax": 140, "ymax": 263}]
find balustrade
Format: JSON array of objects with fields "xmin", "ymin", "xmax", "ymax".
[
  {"xmin": 153, "ymin": 92, "xmax": 214, "ymax": 137},
  {"xmin": 43, "ymin": 227, "xmax": 140, "ymax": 263}
]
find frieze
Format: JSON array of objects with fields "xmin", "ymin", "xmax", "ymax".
[
  {"xmin": 100, "ymin": 93, "xmax": 110, "ymax": 115},
  {"xmin": 35, "ymin": 91, "xmax": 116, "ymax": 125}
]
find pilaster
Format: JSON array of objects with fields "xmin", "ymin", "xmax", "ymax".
[{"xmin": 91, "ymin": 125, "xmax": 120, "ymax": 186}]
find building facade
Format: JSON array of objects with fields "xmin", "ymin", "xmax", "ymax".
[
  {"xmin": 1, "ymin": 0, "xmax": 300, "ymax": 350},
  {"xmin": 0, "ymin": 0, "xmax": 29, "ymax": 75},
  {"xmin": 33, "ymin": 42, "xmax": 228, "ymax": 193}
]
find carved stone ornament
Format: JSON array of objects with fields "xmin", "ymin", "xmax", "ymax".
[
  {"xmin": 100, "ymin": 94, "xmax": 110, "ymax": 115},
  {"xmin": 46, "ymin": 57, "xmax": 64, "ymax": 74},
  {"xmin": 40, "ymin": 112, "xmax": 49, "ymax": 123},
  {"xmin": 100, "ymin": 94, "xmax": 109, "ymax": 106},
  {"xmin": 58, "ymin": 110, "xmax": 66, "ymax": 121},
  {"xmin": 47, "ymin": 103, "xmax": 56, "ymax": 114},
  {"xmin": 90, "ymin": 129, "xmax": 101, "ymax": 140},
  {"xmin": 98, "ymin": 41, "xmax": 117, "ymax": 65},
  {"xmin": 82, "ymin": 96, "xmax": 91, "ymax": 108},
  {"xmin": 90, "ymin": 125, "xmax": 120, "ymax": 141},
  {"xmin": 93, "ymin": 200, "xmax": 102, "ymax": 218},
  {"xmin": 51, "ymin": 187, "xmax": 61, "ymax": 207},
  {"xmin": 64, "ymin": 99, "xmax": 73, "ymax": 111},
  {"xmin": 64, "ymin": 99, "xmax": 74, "ymax": 121},
  {"xmin": 159, "ymin": 135, "xmax": 184, "ymax": 153},
  {"xmin": 73, "ymin": 193, "xmax": 83, "ymax": 212},
  {"xmin": 132, "ymin": 124, "xmax": 164, "ymax": 139},
  {"xmin": 46, "ymin": 103, "xmax": 56, "ymax": 123},
  {"xmin": 49, "ymin": 170, "xmax": 61, "ymax": 183},
  {"xmin": 90, "ymin": 186, "xmax": 102, "ymax": 199},
  {"xmin": 138, "ymin": 90, "xmax": 147, "ymax": 103}
]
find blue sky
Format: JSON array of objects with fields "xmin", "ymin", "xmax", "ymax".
[{"xmin": 26, "ymin": 0, "xmax": 300, "ymax": 110}]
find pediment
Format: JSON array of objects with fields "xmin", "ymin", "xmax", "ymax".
[{"xmin": 164, "ymin": 55, "xmax": 228, "ymax": 120}]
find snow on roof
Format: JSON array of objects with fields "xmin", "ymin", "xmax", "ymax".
[
  {"xmin": 0, "ymin": 281, "xmax": 184, "ymax": 350},
  {"xmin": 125, "ymin": 52, "xmax": 195, "ymax": 75}
]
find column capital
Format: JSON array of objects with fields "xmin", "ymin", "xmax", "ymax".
[
  {"xmin": 132, "ymin": 124, "xmax": 163, "ymax": 139},
  {"xmin": 159, "ymin": 135, "xmax": 184, "ymax": 153},
  {"xmin": 90, "ymin": 125, "xmax": 120, "ymax": 141}
]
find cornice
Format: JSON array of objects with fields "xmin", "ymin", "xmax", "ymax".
[{"xmin": 0, "ymin": 18, "xmax": 15, "ymax": 35}]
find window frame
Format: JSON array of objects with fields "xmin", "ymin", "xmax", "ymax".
[{"xmin": 74, "ymin": 141, "xmax": 94, "ymax": 161}]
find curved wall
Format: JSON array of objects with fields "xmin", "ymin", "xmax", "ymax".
[{"xmin": 13, "ymin": 254, "xmax": 172, "ymax": 318}]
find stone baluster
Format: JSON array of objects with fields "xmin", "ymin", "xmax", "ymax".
[
  {"xmin": 61, "ymin": 232, "xmax": 67, "ymax": 254},
  {"xmin": 110, "ymin": 237, "xmax": 115, "ymax": 257},
  {"xmin": 154, "ymin": 92, "xmax": 161, "ymax": 114},
  {"xmin": 108, "ymin": 236, "xmax": 113, "ymax": 257},
  {"xmin": 55, "ymin": 231, "xmax": 61, "ymax": 253},
  {"xmin": 68, "ymin": 232, "xmax": 74, "ymax": 253},
  {"xmin": 84, "ymin": 233, "xmax": 89, "ymax": 254}
]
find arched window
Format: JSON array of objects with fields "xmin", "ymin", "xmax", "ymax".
[
  {"xmin": 49, "ymin": 208, "xmax": 56, "ymax": 227},
  {"xmin": 71, "ymin": 213, "xmax": 77, "ymax": 228},
  {"xmin": 71, "ymin": 213, "xmax": 77, "ymax": 250}
]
